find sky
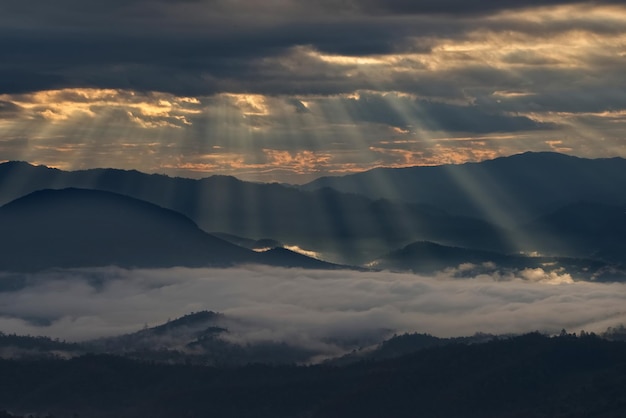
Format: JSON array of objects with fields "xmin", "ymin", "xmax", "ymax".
[
  {"xmin": 2, "ymin": 266, "xmax": 625, "ymax": 358},
  {"xmin": 1, "ymin": 0, "xmax": 625, "ymax": 183}
]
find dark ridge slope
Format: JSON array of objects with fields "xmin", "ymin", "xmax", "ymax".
[
  {"xmin": 302, "ymin": 152, "xmax": 626, "ymax": 225},
  {"xmin": 0, "ymin": 188, "xmax": 255, "ymax": 271},
  {"xmin": 0, "ymin": 188, "xmax": 342, "ymax": 271}
]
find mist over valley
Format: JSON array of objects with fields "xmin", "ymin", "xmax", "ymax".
[{"xmin": 1, "ymin": 154, "xmax": 625, "ymax": 417}]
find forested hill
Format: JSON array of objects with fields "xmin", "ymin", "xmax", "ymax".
[{"xmin": 1, "ymin": 332, "xmax": 626, "ymax": 418}]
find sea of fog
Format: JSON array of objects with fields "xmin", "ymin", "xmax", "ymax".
[{"xmin": 1, "ymin": 266, "xmax": 625, "ymax": 353}]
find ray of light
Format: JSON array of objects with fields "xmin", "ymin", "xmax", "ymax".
[{"xmin": 1, "ymin": 2, "xmax": 625, "ymax": 265}]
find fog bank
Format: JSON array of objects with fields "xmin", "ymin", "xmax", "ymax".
[{"xmin": 0, "ymin": 266, "xmax": 624, "ymax": 347}]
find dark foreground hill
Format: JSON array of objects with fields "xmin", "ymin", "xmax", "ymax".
[
  {"xmin": 0, "ymin": 188, "xmax": 339, "ymax": 272},
  {"xmin": 1, "ymin": 333, "xmax": 625, "ymax": 418}
]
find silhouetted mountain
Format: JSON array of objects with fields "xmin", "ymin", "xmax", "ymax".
[
  {"xmin": 89, "ymin": 311, "xmax": 227, "ymax": 353},
  {"xmin": 3, "ymin": 155, "xmax": 624, "ymax": 267},
  {"xmin": 209, "ymin": 235, "xmax": 335, "ymax": 268},
  {"xmin": 259, "ymin": 247, "xmax": 341, "ymax": 269},
  {"xmin": 302, "ymin": 152, "xmax": 626, "ymax": 227},
  {"xmin": 330, "ymin": 332, "xmax": 496, "ymax": 365},
  {"xmin": 0, "ymin": 188, "xmax": 340, "ymax": 271},
  {"xmin": 0, "ymin": 161, "xmax": 65, "ymax": 206},
  {"xmin": 212, "ymin": 232, "xmax": 284, "ymax": 251},
  {"xmin": 0, "ymin": 162, "xmax": 512, "ymax": 265},
  {"xmin": 0, "ymin": 332, "xmax": 83, "ymax": 360},
  {"xmin": 370, "ymin": 241, "xmax": 516, "ymax": 273},
  {"xmin": 522, "ymin": 201, "xmax": 626, "ymax": 263},
  {"xmin": 0, "ymin": 311, "xmax": 320, "ymax": 365},
  {"xmin": 86, "ymin": 311, "xmax": 317, "ymax": 366},
  {"xmin": 370, "ymin": 240, "xmax": 625, "ymax": 281}
]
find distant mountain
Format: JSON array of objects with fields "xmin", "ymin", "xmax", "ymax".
[
  {"xmin": 370, "ymin": 241, "xmax": 515, "ymax": 273},
  {"xmin": 88, "ymin": 311, "xmax": 228, "ymax": 354},
  {"xmin": 330, "ymin": 332, "xmax": 496, "ymax": 365},
  {"xmin": 522, "ymin": 201, "xmax": 626, "ymax": 263},
  {"xmin": 258, "ymin": 247, "xmax": 345, "ymax": 269},
  {"xmin": 87, "ymin": 311, "xmax": 317, "ymax": 365},
  {"xmin": 0, "ymin": 188, "xmax": 340, "ymax": 272},
  {"xmin": 0, "ymin": 311, "xmax": 319, "ymax": 365},
  {"xmin": 301, "ymin": 152, "xmax": 626, "ymax": 227},
  {"xmin": 212, "ymin": 232, "xmax": 284, "ymax": 251},
  {"xmin": 369, "ymin": 240, "xmax": 624, "ymax": 281},
  {"xmin": 0, "ymin": 162, "xmax": 512, "ymax": 265},
  {"xmin": 0, "ymin": 333, "xmax": 83, "ymax": 360},
  {"xmin": 3, "ymin": 154, "xmax": 624, "ymax": 267}
]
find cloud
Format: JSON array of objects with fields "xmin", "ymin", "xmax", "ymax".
[
  {"xmin": 0, "ymin": 100, "xmax": 23, "ymax": 118},
  {"xmin": 323, "ymin": 92, "xmax": 553, "ymax": 133},
  {"xmin": 345, "ymin": 0, "xmax": 622, "ymax": 16},
  {"xmin": 0, "ymin": 266, "xmax": 624, "ymax": 357},
  {"xmin": 1, "ymin": 2, "xmax": 625, "ymax": 98},
  {"xmin": 1, "ymin": 1, "xmax": 626, "ymax": 181},
  {"xmin": 0, "ymin": 84, "xmax": 622, "ymax": 183}
]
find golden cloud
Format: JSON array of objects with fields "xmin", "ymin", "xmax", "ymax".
[{"xmin": 0, "ymin": 88, "xmax": 202, "ymax": 127}]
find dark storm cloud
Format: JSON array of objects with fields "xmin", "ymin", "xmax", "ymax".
[
  {"xmin": 475, "ymin": 66, "xmax": 626, "ymax": 114},
  {"xmin": 0, "ymin": 0, "xmax": 623, "ymax": 104},
  {"xmin": 0, "ymin": 12, "xmax": 448, "ymax": 93},
  {"xmin": 2, "ymin": 0, "xmax": 617, "ymax": 96},
  {"xmin": 484, "ymin": 89, "xmax": 626, "ymax": 115},
  {"xmin": 0, "ymin": 29, "xmax": 279, "ymax": 95},
  {"xmin": 414, "ymin": 100, "xmax": 552, "ymax": 133},
  {"xmin": 0, "ymin": 68, "xmax": 67, "ymax": 95},
  {"xmin": 347, "ymin": 0, "xmax": 617, "ymax": 15},
  {"xmin": 1, "ymin": 0, "xmax": 625, "ymax": 180},
  {"xmin": 320, "ymin": 93, "xmax": 553, "ymax": 133}
]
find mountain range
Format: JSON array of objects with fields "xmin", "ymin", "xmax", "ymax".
[
  {"xmin": 1, "ymin": 152, "xmax": 625, "ymax": 272},
  {"xmin": 371, "ymin": 240, "xmax": 624, "ymax": 281},
  {"xmin": 0, "ymin": 160, "xmax": 512, "ymax": 265},
  {"xmin": 302, "ymin": 152, "xmax": 626, "ymax": 227}
]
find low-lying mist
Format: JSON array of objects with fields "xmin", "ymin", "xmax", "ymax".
[{"xmin": 1, "ymin": 266, "xmax": 625, "ymax": 355}]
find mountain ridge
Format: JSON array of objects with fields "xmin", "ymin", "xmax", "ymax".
[
  {"xmin": 369, "ymin": 240, "xmax": 625, "ymax": 281},
  {"xmin": 301, "ymin": 151, "xmax": 626, "ymax": 226},
  {"xmin": 0, "ymin": 188, "xmax": 342, "ymax": 272},
  {"xmin": 2, "ymin": 152, "xmax": 625, "ymax": 266},
  {"xmin": 0, "ymin": 160, "xmax": 515, "ymax": 264}
]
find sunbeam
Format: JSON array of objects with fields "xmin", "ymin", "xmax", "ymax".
[
  {"xmin": 0, "ymin": 0, "xmax": 623, "ymax": 311},
  {"xmin": 1, "ymin": 2, "xmax": 626, "ymax": 416}
]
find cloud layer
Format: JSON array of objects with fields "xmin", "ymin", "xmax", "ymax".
[
  {"xmin": 0, "ymin": 1, "xmax": 625, "ymax": 181},
  {"xmin": 1, "ymin": 266, "xmax": 624, "ymax": 356}
]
